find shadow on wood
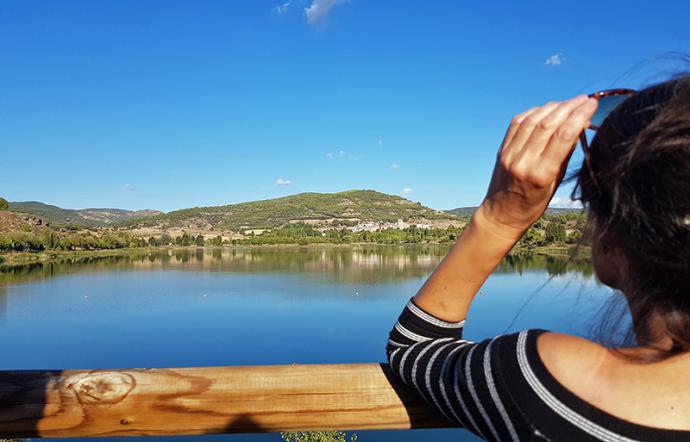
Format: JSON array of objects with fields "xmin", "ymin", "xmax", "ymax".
[
  {"xmin": 0, "ymin": 369, "xmax": 56, "ymax": 438},
  {"xmin": 223, "ymin": 413, "xmax": 267, "ymax": 433},
  {"xmin": 378, "ymin": 363, "xmax": 453, "ymax": 429},
  {"xmin": 0, "ymin": 363, "xmax": 453, "ymax": 438}
]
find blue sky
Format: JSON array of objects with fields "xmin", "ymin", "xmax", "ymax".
[{"xmin": 1, "ymin": 1, "xmax": 689, "ymax": 212}]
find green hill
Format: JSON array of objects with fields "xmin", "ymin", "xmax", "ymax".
[
  {"xmin": 123, "ymin": 190, "xmax": 459, "ymax": 230},
  {"xmin": 444, "ymin": 207, "xmax": 477, "ymax": 217},
  {"xmin": 9, "ymin": 201, "xmax": 162, "ymax": 227}
]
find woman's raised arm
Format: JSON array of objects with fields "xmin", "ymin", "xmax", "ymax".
[
  {"xmin": 412, "ymin": 95, "xmax": 597, "ymax": 323},
  {"xmin": 385, "ymin": 95, "xmax": 598, "ymax": 440}
]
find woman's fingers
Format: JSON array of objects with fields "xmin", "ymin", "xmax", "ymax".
[
  {"xmin": 500, "ymin": 106, "xmax": 540, "ymax": 152},
  {"xmin": 480, "ymin": 95, "xmax": 597, "ymax": 234},
  {"xmin": 540, "ymin": 98, "xmax": 598, "ymax": 164},
  {"xmin": 513, "ymin": 95, "xmax": 589, "ymax": 159},
  {"xmin": 499, "ymin": 96, "xmax": 585, "ymax": 154},
  {"xmin": 500, "ymin": 101, "xmax": 560, "ymax": 159}
]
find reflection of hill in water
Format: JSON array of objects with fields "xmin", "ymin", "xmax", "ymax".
[
  {"xmin": 499, "ymin": 254, "xmax": 594, "ymax": 278},
  {"xmin": 0, "ymin": 246, "xmax": 594, "ymax": 287}
]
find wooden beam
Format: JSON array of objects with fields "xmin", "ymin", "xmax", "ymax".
[{"xmin": 0, "ymin": 363, "xmax": 452, "ymax": 438}]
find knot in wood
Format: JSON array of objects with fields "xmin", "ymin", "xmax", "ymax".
[{"xmin": 66, "ymin": 372, "xmax": 136, "ymax": 404}]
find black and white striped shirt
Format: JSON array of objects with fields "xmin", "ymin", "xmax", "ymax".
[{"xmin": 387, "ymin": 299, "xmax": 690, "ymax": 441}]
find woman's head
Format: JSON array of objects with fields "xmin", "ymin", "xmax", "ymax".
[{"xmin": 573, "ymin": 74, "xmax": 690, "ymax": 351}]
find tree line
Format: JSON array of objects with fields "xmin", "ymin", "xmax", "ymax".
[
  {"xmin": 240, "ymin": 224, "xmax": 465, "ymax": 245},
  {"xmin": 517, "ymin": 211, "xmax": 586, "ymax": 248},
  {"xmin": 238, "ymin": 212, "xmax": 585, "ymax": 247},
  {"xmin": 0, "ymin": 230, "xmax": 229, "ymax": 253},
  {"xmin": 0, "ymin": 195, "xmax": 587, "ymax": 253}
]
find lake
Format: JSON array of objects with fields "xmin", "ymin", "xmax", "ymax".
[{"xmin": 0, "ymin": 246, "xmax": 621, "ymax": 441}]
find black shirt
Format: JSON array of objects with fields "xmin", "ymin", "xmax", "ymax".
[{"xmin": 387, "ymin": 299, "xmax": 690, "ymax": 441}]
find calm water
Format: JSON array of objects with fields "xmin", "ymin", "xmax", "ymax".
[{"xmin": 0, "ymin": 246, "xmax": 620, "ymax": 441}]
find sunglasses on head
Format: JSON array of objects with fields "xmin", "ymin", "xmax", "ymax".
[{"xmin": 579, "ymin": 88, "xmax": 636, "ymax": 186}]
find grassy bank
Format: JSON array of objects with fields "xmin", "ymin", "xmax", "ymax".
[{"xmin": 0, "ymin": 247, "xmax": 164, "ymax": 267}]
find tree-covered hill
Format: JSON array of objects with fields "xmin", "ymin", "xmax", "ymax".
[
  {"xmin": 444, "ymin": 207, "xmax": 477, "ymax": 217},
  {"xmin": 122, "ymin": 190, "xmax": 459, "ymax": 230},
  {"xmin": 9, "ymin": 201, "xmax": 162, "ymax": 227}
]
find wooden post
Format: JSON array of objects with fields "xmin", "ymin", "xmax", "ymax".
[{"xmin": 0, "ymin": 363, "xmax": 452, "ymax": 438}]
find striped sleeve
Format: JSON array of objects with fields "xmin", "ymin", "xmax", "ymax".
[{"xmin": 386, "ymin": 299, "xmax": 535, "ymax": 441}]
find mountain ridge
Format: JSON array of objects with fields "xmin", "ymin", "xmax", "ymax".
[
  {"xmin": 120, "ymin": 189, "xmax": 459, "ymax": 231},
  {"xmin": 8, "ymin": 192, "xmax": 583, "ymax": 230},
  {"xmin": 9, "ymin": 201, "xmax": 163, "ymax": 227}
]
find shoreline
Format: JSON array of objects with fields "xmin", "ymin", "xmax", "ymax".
[{"xmin": 0, "ymin": 243, "xmax": 591, "ymax": 268}]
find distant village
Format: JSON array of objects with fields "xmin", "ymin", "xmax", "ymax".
[{"xmin": 241, "ymin": 218, "xmax": 464, "ymax": 238}]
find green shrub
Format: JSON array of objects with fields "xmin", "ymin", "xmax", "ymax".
[
  {"xmin": 281, "ymin": 431, "xmax": 358, "ymax": 442},
  {"xmin": 544, "ymin": 222, "xmax": 566, "ymax": 243}
]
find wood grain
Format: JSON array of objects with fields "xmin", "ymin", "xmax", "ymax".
[{"xmin": 0, "ymin": 363, "xmax": 453, "ymax": 438}]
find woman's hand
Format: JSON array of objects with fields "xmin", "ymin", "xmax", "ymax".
[
  {"xmin": 412, "ymin": 95, "xmax": 598, "ymax": 322},
  {"xmin": 476, "ymin": 95, "xmax": 598, "ymax": 241}
]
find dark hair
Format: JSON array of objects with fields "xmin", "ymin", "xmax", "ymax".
[{"xmin": 572, "ymin": 74, "xmax": 690, "ymax": 358}]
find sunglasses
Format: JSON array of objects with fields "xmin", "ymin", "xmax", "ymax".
[{"xmin": 579, "ymin": 88, "xmax": 636, "ymax": 186}]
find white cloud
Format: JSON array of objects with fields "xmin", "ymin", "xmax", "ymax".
[
  {"xmin": 327, "ymin": 150, "xmax": 354, "ymax": 160},
  {"xmin": 549, "ymin": 196, "xmax": 583, "ymax": 209},
  {"xmin": 305, "ymin": 0, "xmax": 347, "ymax": 25},
  {"xmin": 545, "ymin": 53, "xmax": 564, "ymax": 66},
  {"xmin": 123, "ymin": 183, "xmax": 137, "ymax": 192},
  {"xmin": 275, "ymin": 178, "xmax": 292, "ymax": 186},
  {"xmin": 390, "ymin": 164, "xmax": 400, "ymax": 170},
  {"xmin": 276, "ymin": 1, "xmax": 291, "ymax": 14},
  {"xmin": 401, "ymin": 187, "xmax": 413, "ymax": 195}
]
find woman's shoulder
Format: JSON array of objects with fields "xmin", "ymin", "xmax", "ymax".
[
  {"xmin": 484, "ymin": 328, "xmax": 610, "ymax": 372},
  {"xmin": 485, "ymin": 329, "xmax": 614, "ymax": 423},
  {"xmin": 516, "ymin": 330, "xmax": 690, "ymax": 435},
  {"xmin": 535, "ymin": 331, "xmax": 612, "ymax": 393},
  {"xmin": 471, "ymin": 329, "xmax": 611, "ymax": 403}
]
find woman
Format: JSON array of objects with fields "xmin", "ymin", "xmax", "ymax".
[{"xmin": 387, "ymin": 76, "xmax": 690, "ymax": 441}]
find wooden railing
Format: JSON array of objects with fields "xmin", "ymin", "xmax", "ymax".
[{"xmin": 0, "ymin": 363, "xmax": 452, "ymax": 438}]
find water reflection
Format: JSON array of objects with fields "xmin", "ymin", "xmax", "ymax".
[
  {"xmin": 0, "ymin": 247, "xmax": 597, "ymax": 324},
  {"xmin": 0, "ymin": 246, "xmax": 604, "ymax": 442},
  {"xmin": 0, "ymin": 246, "xmax": 594, "ymax": 286},
  {"xmin": 500, "ymin": 253, "xmax": 595, "ymax": 277}
]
